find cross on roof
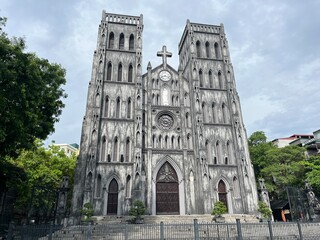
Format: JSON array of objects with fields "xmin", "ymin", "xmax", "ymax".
[{"xmin": 157, "ymin": 45, "xmax": 172, "ymax": 69}]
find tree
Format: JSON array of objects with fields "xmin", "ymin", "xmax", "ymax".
[
  {"xmin": 0, "ymin": 17, "xmax": 67, "ymax": 159},
  {"xmin": 248, "ymin": 131, "xmax": 276, "ymax": 177},
  {"xmin": 5, "ymin": 141, "xmax": 76, "ymax": 221}
]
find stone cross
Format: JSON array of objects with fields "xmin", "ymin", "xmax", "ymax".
[{"xmin": 157, "ymin": 45, "xmax": 172, "ymax": 69}]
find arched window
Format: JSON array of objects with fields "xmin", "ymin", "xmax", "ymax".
[
  {"xmin": 156, "ymin": 94, "xmax": 160, "ymax": 105},
  {"xmin": 222, "ymin": 103, "xmax": 228, "ymax": 123},
  {"xmin": 187, "ymin": 133, "xmax": 192, "ymax": 149},
  {"xmin": 152, "ymin": 134, "xmax": 156, "ymax": 148},
  {"xmin": 86, "ymin": 172, "xmax": 92, "ymax": 189},
  {"xmin": 214, "ymin": 42, "xmax": 220, "ymax": 59},
  {"xmin": 218, "ymin": 180, "xmax": 228, "ymax": 211},
  {"xmin": 101, "ymin": 136, "xmax": 106, "ymax": 161},
  {"xmin": 202, "ymin": 102, "xmax": 207, "ymax": 122},
  {"xmin": 205, "ymin": 41, "xmax": 210, "ymax": 58},
  {"xmin": 233, "ymin": 176, "xmax": 240, "ymax": 197},
  {"xmin": 107, "ymin": 62, "xmax": 112, "ymax": 81},
  {"xmin": 128, "ymin": 64, "xmax": 133, "ymax": 82},
  {"xmin": 196, "ymin": 41, "xmax": 201, "ymax": 57},
  {"xmin": 152, "ymin": 94, "xmax": 155, "ymax": 105},
  {"xmin": 126, "ymin": 175, "xmax": 131, "ymax": 197},
  {"xmin": 165, "ymin": 135, "xmax": 169, "ymax": 148},
  {"xmin": 127, "ymin": 98, "xmax": 131, "ymax": 118},
  {"xmin": 158, "ymin": 135, "xmax": 162, "ymax": 148},
  {"xmin": 176, "ymin": 96, "xmax": 179, "ymax": 106},
  {"xmin": 226, "ymin": 141, "xmax": 232, "ymax": 164},
  {"xmin": 218, "ymin": 71, "xmax": 223, "ymax": 89},
  {"xmin": 172, "ymin": 95, "xmax": 175, "ymax": 106},
  {"xmin": 126, "ymin": 138, "xmax": 130, "ymax": 162},
  {"xmin": 171, "ymin": 135, "xmax": 175, "ymax": 148},
  {"xmin": 96, "ymin": 174, "xmax": 101, "ymax": 197},
  {"xmin": 119, "ymin": 33, "xmax": 124, "ymax": 50},
  {"xmin": 136, "ymin": 132, "xmax": 140, "ymax": 146},
  {"xmin": 209, "ymin": 70, "xmax": 213, "ymax": 88},
  {"xmin": 108, "ymin": 32, "xmax": 114, "ymax": 49},
  {"xmin": 118, "ymin": 63, "xmax": 122, "ymax": 82},
  {"xmin": 216, "ymin": 141, "xmax": 221, "ymax": 164},
  {"xmin": 225, "ymin": 157, "xmax": 228, "ymax": 165},
  {"xmin": 212, "ymin": 102, "xmax": 217, "ymax": 123},
  {"xmin": 104, "ymin": 96, "xmax": 109, "ymax": 117},
  {"xmin": 116, "ymin": 97, "xmax": 120, "ymax": 118},
  {"xmin": 199, "ymin": 69, "xmax": 203, "ymax": 87},
  {"xmin": 177, "ymin": 136, "xmax": 181, "ymax": 149},
  {"xmin": 113, "ymin": 137, "xmax": 118, "ymax": 162},
  {"xmin": 129, "ymin": 34, "xmax": 134, "ymax": 50}
]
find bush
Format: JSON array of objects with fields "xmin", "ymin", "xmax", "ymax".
[
  {"xmin": 211, "ymin": 201, "xmax": 227, "ymax": 216},
  {"xmin": 129, "ymin": 200, "xmax": 146, "ymax": 219},
  {"xmin": 258, "ymin": 201, "xmax": 272, "ymax": 219},
  {"xmin": 80, "ymin": 202, "xmax": 94, "ymax": 221}
]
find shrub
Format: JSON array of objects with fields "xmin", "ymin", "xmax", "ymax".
[
  {"xmin": 258, "ymin": 201, "xmax": 272, "ymax": 219},
  {"xmin": 80, "ymin": 202, "xmax": 94, "ymax": 221},
  {"xmin": 129, "ymin": 200, "xmax": 146, "ymax": 219},
  {"xmin": 211, "ymin": 201, "xmax": 227, "ymax": 216}
]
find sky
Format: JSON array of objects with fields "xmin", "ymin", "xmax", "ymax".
[{"xmin": 1, "ymin": 0, "xmax": 320, "ymax": 144}]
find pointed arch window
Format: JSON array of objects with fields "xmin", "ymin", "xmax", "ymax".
[
  {"xmin": 113, "ymin": 137, "xmax": 119, "ymax": 162},
  {"xmin": 218, "ymin": 180, "xmax": 228, "ymax": 210},
  {"xmin": 136, "ymin": 132, "xmax": 140, "ymax": 146},
  {"xmin": 118, "ymin": 63, "xmax": 122, "ymax": 82},
  {"xmin": 126, "ymin": 137, "xmax": 130, "ymax": 162},
  {"xmin": 127, "ymin": 98, "xmax": 131, "ymax": 118},
  {"xmin": 214, "ymin": 42, "xmax": 220, "ymax": 59},
  {"xmin": 128, "ymin": 64, "xmax": 133, "ymax": 82},
  {"xmin": 96, "ymin": 174, "xmax": 101, "ymax": 197},
  {"xmin": 216, "ymin": 141, "xmax": 221, "ymax": 164},
  {"xmin": 202, "ymin": 102, "xmax": 207, "ymax": 122},
  {"xmin": 116, "ymin": 97, "xmax": 120, "ymax": 118},
  {"xmin": 212, "ymin": 102, "xmax": 217, "ymax": 123},
  {"xmin": 126, "ymin": 175, "xmax": 131, "ymax": 197},
  {"xmin": 209, "ymin": 70, "xmax": 213, "ymax": 88},
  {"xmin": 218, "ymin": 71, "xmax": 223, "ymax": 89},
  {"xmin": 159, "ymin": 135, "xmax": 162, "ymax": 148},
  {"xmin": 108, "ymin": 32, "xmax": 114, "ymax": 49},
  {"xmin": 152, "ymin": 134, "xmax": 156, "ymax": 148},
  {"xmin": 226, "ymin": 141, "xmax": 232, "ymax": 164},
  {"xmin": 187, "ymin": 133, "xmax": 192, "ymax": 149},
  {"xmin": 165, "ymin": 135, "xmax": 169, "ymax": 148},
  {"xmin": 104, "ymin": 96, "xmax": 109, "ymax": 117},
  {"xmin": 177, "ymin": 136, "xmax": 181, "ymax": 149},
  {"xmin": 205, "ymin": 41, "xmax": 210, "ymax": 58},
  {"xmin": 119, "ymin": 33, "xmax": 124, "ymax": 50},
  {"xmin": 199, "ymin": 69, "xmax": 203, "ymax": 87},
  {"xmin": 86, "ymin": 172, "xmax": 92, "ymax": 189},
  {"xmin": 196, "ymin": 41, "xmax": 201, "ymax": 58},
  {"xmin": 101, "ymin": 136, "xmax": 106, "ymax": 161},
  {"xmin": 222, "ymin": 103, "xmax": 228, "ymax": 123},
  {"xmin": 129, "ymin": 34, "xmax": 134, "ymax": 50},
  {"xmin": 171, "ymin": 135, "xmax": 175, "ymax": 149},
  {"xmin": 107, "ymin": 62, "xmax": 112, "ymax": 81}
]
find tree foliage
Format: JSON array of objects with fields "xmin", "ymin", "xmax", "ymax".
[
  {"xmin": 211, "ymin": 201, "xmax": 227, "ymax": 216},
  {"xmin": 5, "ymin": 141, "xmax": 76, "ymax": 219},
  {"xmin": 0, "ymin": 17, "xmax": 67, "ymax": 159},
  {"xmin": 249, "ymin": 131, "xmax": 320, "ymax": 200}
]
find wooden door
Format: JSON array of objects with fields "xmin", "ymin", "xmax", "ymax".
[{"xmin": 107, "ymin": 179, "xmax": 118, "ymax": 214}]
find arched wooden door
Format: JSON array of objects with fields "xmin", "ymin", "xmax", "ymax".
[
  {"xmin": 107, "ymin": 179, "xmax": 118, "ymax": 214},
  {"xmin": 156, "ymin": 162, "xmax": 179, "ymax": 214},
  {"xmin": 218, "ymin": 180, "xmax": 228, "ymax": 212}
]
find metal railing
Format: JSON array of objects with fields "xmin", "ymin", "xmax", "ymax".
[{"xmin": 5, "ymin": 219, "xmax": 320, "ymax": 240}]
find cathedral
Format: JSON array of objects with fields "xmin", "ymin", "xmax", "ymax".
[{"xmin": 71, "ymin": 11, "xmax": 258, "ymax": 219}]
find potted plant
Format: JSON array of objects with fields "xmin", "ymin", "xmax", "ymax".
[
  {"xmin": 80, "ymin": 202, "xmax": 94, "ymax": 224},
  {"xmin": 258, "ymin": 201, "xmax": 272, "ymax": 221},
  {"xmin": 212, "ymin": 201, "xmax": 227, "ymax": 223},
  {"xmin": 129, "ymin": 200, "xmax": 146, "ymax": 224}
]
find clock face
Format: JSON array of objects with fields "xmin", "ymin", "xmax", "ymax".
[{"xmin": 159, "ymin": 70, "xmax": 171, "ymax": 81}]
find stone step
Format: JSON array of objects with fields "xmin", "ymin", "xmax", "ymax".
[{"xmin": 93, "ymin": 214, "xmax": 259, "ymax": 224}]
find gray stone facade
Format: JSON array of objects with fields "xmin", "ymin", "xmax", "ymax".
[{"xmin": 71, "ymin": 11, "xmax": 258, "ymax": 219}]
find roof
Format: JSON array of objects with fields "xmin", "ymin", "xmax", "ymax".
[{"xmin": 271, "ymin": 200, "xmax": 289, "ymax": 210}]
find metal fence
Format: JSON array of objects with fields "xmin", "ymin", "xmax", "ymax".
[{"xmin": 5, "ymin": 219, "xmax": 320, "ymax": 240}]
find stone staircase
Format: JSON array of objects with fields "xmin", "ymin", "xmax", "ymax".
[{"xmin": 93, "ymin": 213, "xmax": 259, "ymax": 224}]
